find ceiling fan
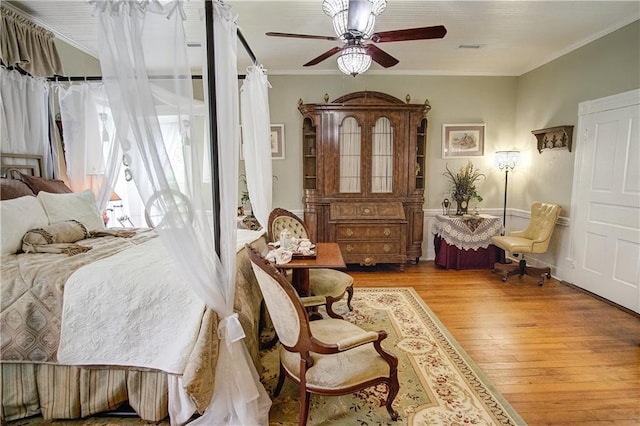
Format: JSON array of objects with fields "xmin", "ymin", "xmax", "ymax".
[{"xmin": 266, "ymin": 0, "xmax": 447, "ymax": 76}]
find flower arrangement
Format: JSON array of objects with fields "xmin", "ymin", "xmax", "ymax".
[{"xmin": 443, "ymin": 161, "xmax": 485, "ymax": 214}]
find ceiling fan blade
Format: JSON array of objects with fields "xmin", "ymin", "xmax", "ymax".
[
  {"xmin": 364, "ymin": 44, "xmax": 399, "ymax": 68},
  {"xmin": 304, "ymin": 46, "xmax": 344, "ymax": 67},
  {"xmin": 370, "ymin": 25, "xmax": 447, "ymax": 43},
  {"xmin": 266, "ymin": 32, "xmax": 338, "ymax": 41}
]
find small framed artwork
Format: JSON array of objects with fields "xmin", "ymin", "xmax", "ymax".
[
  {"xmin": 442, "ymin": 123, "xmax": 485, "ymax": 158},
  {"xmin": 270, "ymin": 124, "xmax": 285, "ymax": 160}
]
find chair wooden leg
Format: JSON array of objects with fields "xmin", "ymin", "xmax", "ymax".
[
  {"xmin": 346, "ymin": 285, "xmax": 354, "ymax": 311},
  {"xmin": 324, "ymin": 297, "xmax": 343, "ymax": 319},
  {"xmin": 386, "ymin": 375, "xmax": 400, "ymax": 421},
  {"xmin": 274, "ymin": 363, "xmax": 286, "ymax": 397},
  {"xmin": 298, "ymin": 390, "xmax": 311, "ymax": 426}
]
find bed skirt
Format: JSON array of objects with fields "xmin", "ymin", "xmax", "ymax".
[{"xmin": 1, "ymin": 363, "xmax": 169, "ymax": 422}]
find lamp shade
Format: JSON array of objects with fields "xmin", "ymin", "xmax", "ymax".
[
  {"xmin": 495, "ymin": 150, "xmax": 520, "ymax": 171},
  {"xmin": 337, "ymin": 45, "xmax": 372, "ymax": 76}
]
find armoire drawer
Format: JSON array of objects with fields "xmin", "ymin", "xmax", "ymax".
[
  {"xmin": 338, "ymin": 241, "xmax": 403, "ymax": 256},
  {"xmin": 335, "ymin": 224, "xmax": 402, "ymax": 240}
]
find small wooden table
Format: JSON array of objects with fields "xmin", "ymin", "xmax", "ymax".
[{"xmin": 284, "ymin": 242, "xmax": 346, "ymax": 296}]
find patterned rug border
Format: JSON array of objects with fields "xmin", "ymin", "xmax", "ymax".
[{"xmin": 358, "ymin": 286, "xmax": 526, "ymax": 425}]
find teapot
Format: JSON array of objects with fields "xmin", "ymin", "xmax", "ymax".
[{"xmin": 279, "ymin": 229, "xmax": 293, "ymax": 250}]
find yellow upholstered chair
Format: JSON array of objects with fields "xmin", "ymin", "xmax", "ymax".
[
  {"xmin": 491, "ymin": 202, "xmax": 561, "ymax": 286},
  {"xmin": 268, "ymin": 208, "xmax": 354, "ymax": 318},
  {"xmin": 246, "ymin": 244, "xmax": 399, "ymax": 425}
]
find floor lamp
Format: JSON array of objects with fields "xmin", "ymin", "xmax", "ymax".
[{"xmin": 495, "ymin": 150, "xmax": 520, "ymax": 235}]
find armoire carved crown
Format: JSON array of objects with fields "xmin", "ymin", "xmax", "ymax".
[{"xmin": 298, "ymin": 91, "xmax": 430, "ymax": 269}]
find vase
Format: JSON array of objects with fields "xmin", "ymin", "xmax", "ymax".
[{"xmin": 454, "ymin": 197, "xmax": 469, "ymax": 215}]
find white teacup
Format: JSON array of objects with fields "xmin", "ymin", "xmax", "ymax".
[{"xmin": 299, "ymin": 239, "xmax": 312, "ymax": 248}]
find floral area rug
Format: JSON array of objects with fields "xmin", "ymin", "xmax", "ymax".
[{"xmin": 264, "ymin": 287, "xmax": 526, "ymax": 425}]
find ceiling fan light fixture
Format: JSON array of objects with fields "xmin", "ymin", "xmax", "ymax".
[
  {"xmin": 337, "ymin": 45, "xmax": 371, "ymax": 76},
  {"xmin": 369, "ymin": 0, "xmax": 387, "ymax": 15},
  {"xmin": 333, "ymin": 13, "xmax": 376, "ymax": 40},
  {"xmin": 322, "ymin": 0, "xmax": 348, "ymax": 18},
  {"xmin": 323, "ymin": 0, "xmax": 381, "ymax": 40}
]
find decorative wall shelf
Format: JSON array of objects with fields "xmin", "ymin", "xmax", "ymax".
[{"xmin": 532, "ymin": 125, "xmax": 574, "ymax": 153}]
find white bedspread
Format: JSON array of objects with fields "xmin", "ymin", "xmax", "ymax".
[
  {"xmin": 57, "ymin": 238, "xmax": 205, "ymax": 373},
  {"xmin": 57, "ymin": 230, "xmax": 266, "ymax": 374}
]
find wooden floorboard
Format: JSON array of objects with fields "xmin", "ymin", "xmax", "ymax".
[{"xmin": 347, "ymin": 260, "xmax": 640, "ymax": 425}]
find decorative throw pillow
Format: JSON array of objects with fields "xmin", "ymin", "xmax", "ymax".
[
  {"xmin": 22, "ymin": 220, "xmax": 90, "ymax": 245},
  {"xmin": 37, "ymin": 189, "xmax": 105, "ymax": 230},
  {"xmin": 0, "ymin": 195, "xmax": 49, "ymax": 256},
  {"xmin": 22, "ymin": 220, "xmax": 92, "ymax": 255},
  {"xmin": 19, "ymin": 173, "xmax": 73, "ymax": 195},
  {"xmin": 0, "ymin": 178, "xmax": 36, "ymax": 200}
]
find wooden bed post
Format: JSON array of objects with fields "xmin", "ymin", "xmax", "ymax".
[{"xmin": 204, "ymin": 0, "xmax": 221, "ymax": 257}]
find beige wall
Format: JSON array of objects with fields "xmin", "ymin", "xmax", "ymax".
[{"xmin": 512, "ymin": 20, "xmax": 640, "ymax": 217}]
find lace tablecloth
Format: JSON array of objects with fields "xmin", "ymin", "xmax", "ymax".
[{"xmin": 432, "ymin": 214, "xmax": 502, "ymax": 251}]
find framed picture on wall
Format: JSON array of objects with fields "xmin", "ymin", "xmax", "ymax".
[
  {"xmin": 270, "ymin": 124, "xmax": 285, "ymax": 159},
  {"xmin": 442, "ymin": 123, "xmax": 485, "ymax": 158}
]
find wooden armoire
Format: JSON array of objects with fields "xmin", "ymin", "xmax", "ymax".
[{"xmin": 298, "ymin": 91, "xmax": 430, "ymax": 269}]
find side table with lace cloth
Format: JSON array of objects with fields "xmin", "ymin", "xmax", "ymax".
[{"xmin": 431, "ymin": 214, "xmax": 504, "ymax": 270}]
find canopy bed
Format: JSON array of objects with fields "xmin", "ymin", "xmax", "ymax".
[
  {"xmin": 1, "ymin": 1, "xmax": 274, "ymax": 424},
  {"xmin": 0, "ymin": 157, "xmax": 267, "ymax": 423}
]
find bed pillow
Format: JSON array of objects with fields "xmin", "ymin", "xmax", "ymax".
[
  {"xmin": 37, "ymin": 189, "xmax": 105, "ymax": 230},
  {"xmin": 19, "ymin": 173, "xmax": 73, "ymax": 195},
  {"xmin": 22, "ymin": 220, "xmax": 92, "ymax": 256},
  {"xmin": 1, "ymin": 195, "xmax": 49, "ymax": 256},
  {"xmin": 0, "ymin": 178, "xmax": 36, "ymax": 200}
]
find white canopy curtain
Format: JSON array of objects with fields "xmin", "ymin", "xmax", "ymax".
[
  {"xmin": 240, "ymin": 65, "xmax": 272, "ymax": 229},
  {"xmin": 94, "ymin": 1, "xmax": 270, "ymax": 425},
  {"xmin": 57, "ymin": 82, "xmax": 120, "ymax": 211},
  {"xmin": 0, "ymin": 67, "xmax": 55, "ymax": 178}
]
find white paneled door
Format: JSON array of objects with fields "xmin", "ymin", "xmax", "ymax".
[{"xmin": 571, "ymin": 89, "xmax": 640, "ymax": 313}]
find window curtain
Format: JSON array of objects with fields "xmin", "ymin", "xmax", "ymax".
[
  {"xmin": 371, "ymin": 117, "xmax": 393, "ymax": 193},
  {"xmin": 58, "ymin": 82, "xmax": 120, "ymax": 210},
  {"xmin": 0, "ymin": 4, "xmax": 63, "ymax": 77},
  {"xmin": 240, "ymin": 66, "xmax": 272, "ymax": 228},
  {"xmin": 0, "ymin": 67, "xmax": 55, "ymax": 178},
  {"xmin": 94, "ymin": 1, "xmax": 270, "ymax": 424},
  {"xmin": 339, "ymin": 116, "xmax": 361, "ymax": 193}
]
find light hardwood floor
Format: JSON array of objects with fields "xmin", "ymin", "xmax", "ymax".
[{"xmin": 347, "ymin": 261, "xmax": 640, "ymax": 426}]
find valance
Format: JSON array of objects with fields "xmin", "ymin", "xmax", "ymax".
[{"xmin": 0, "ymin": 5, "xmax": 63, "ymax": 77}]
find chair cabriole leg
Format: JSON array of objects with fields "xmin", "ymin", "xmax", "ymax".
[
  {"xmin": 386, "ymin": 375, "xmax": 400, "ymax": 421},
  {"xmin": 346, "ymin": 285, "xmax": 354, "ymax": 311}
]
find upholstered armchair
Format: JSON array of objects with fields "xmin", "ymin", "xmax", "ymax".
[
  {"xmin": 246, "ymin": 244, "xmax": 399, "ymax": 425},
  {"xmin": 491, "ymin": 202, "xmax": 561, "ymax": 285},
  {"xmin": 268, "ymin": 208, "xmax": 354, "ymax": 318}
]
